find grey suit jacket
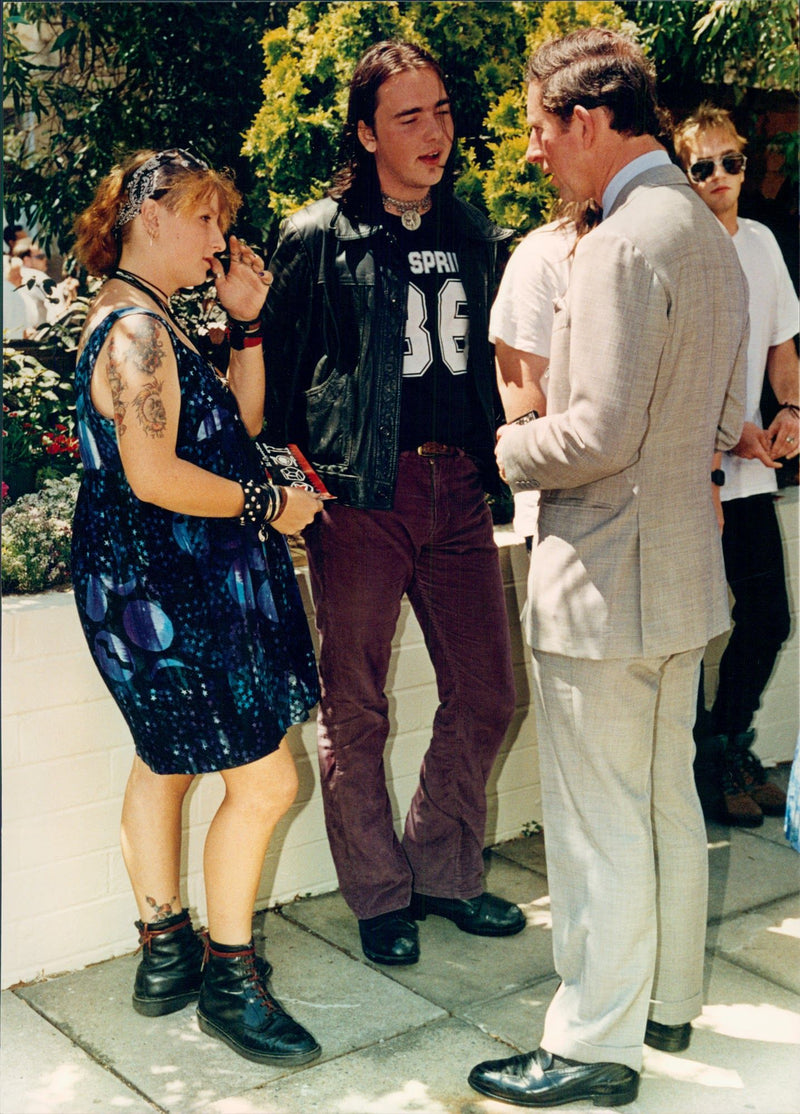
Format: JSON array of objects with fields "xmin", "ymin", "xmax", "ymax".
[{"xmin": 500, "ymin": 163, "xmax": 748, "ymax": 659}]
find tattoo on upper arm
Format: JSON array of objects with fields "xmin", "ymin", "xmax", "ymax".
[
  {"xmin": 107, "ymin": 318, "xmax": 169, "ymax": 439},
  {"xmin": 106, "ymin": 337, "xmax": 128, "ymax": 436},
  {"xmin": 131, "ymin": 379, "xmax": 168, "ymax": 437}
]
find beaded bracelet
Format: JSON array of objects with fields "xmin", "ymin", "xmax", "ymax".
[{"xmin": 239, "ymin": 479, "xmax": 287, "ymax": 537}]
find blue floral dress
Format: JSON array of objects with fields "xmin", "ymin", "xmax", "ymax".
[{"xmin": 71, "ymin": 307, "xmax": 319, "ymax": 774}]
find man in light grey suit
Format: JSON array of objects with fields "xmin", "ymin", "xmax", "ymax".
[{"xmin": 468, "ymin": 28, "xmax": 748, "ymax": 1109}]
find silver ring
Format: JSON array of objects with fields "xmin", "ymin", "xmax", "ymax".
[{"xmin": 787, "ymin": 436, "xmax": 795, "ymax": 444}]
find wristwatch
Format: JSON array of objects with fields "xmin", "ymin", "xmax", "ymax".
[{"xmin": 711, "ymin": 469, "xmax": 726, "ymax": 487}]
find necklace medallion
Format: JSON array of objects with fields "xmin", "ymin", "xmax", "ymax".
[{"xmin": 401, "ymin": 210, "xmax": 422, "ymax": 232}]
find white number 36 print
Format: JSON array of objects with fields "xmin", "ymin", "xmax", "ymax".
[{"xmin": 403, "ymin": 279, "xmax": 469, "ymax": 378}]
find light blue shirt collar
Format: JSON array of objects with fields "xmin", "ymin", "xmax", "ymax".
[{"xmin": 602, "ymin": 150, "xmax": 671, "ymax": 217}]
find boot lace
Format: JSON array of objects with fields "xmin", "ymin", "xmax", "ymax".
[
  {"xmin": 202, "ymin": 939, "xmax": 279, "ymax": 1014},
  {"xmin": 136, "ymin": 914, "xmax": 190, "ymax": 954}
]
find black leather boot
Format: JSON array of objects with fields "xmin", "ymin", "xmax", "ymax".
[
  {"xmin": 196, "ymin": 940, "xmax": 321, "ymax": 1065},
  {"xmin": 132, "ymin": 911, "xmax": 204, "ymax": 1016}
]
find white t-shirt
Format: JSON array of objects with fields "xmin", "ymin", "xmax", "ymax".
[
  {"xmin": 722, "ymin": 218, "xmax": 799, "ymax": 502},
  {"xmin": 490, "ymin": 220, "xmax": 575, "ymax": 355},
  {"xmin": 490, "ymin": 220, "xmax": 576, "ymax": 534}
]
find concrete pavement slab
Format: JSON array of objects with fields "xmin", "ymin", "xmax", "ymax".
[
  {"xmin": 491, "ymin": 829, "xmax": 548, "ymax": 876},
  {"xmin": 282, "ymin": 856, "xmax": 557, "ymax": 1012},
  {"xmin": 707, "ymin": 892, "xmax": 800, "ymax": 995},
  {"xmin": 460, "ymin": 955, "xmax": 800, "ymax": 1114},
  {"xmin": 706, "ymin": 823, "xmax": 799, "ymax": 922},
  {"xmin": 5, "ymin": 782, "xmax": 797, "ymax": 1114},
  {"xmin": 203, "ymin": 1015, "xmax": 536, "ymax": 1114},
  {"xmin": 460, "ymin": 973, "xmax": 560, "ymax": 1050},
  {"xmin": 17, "ymin": 914, "xmax": 444, "ymax": 1113},
  {"xmin": 639, "ymin": 955, "xmax": 800, "ymax": 1114},
  {"xmin": 1, "ymin": 989, "xmax": 153, "ymax": 1114}
]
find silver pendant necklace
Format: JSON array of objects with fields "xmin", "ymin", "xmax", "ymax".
[
  {"xmin": 381, "ymin": 191, "xmax": 431, "ymax": 231},
  {"xmin": 401, "ymin": 209, "xmax": 421, "ymax": 231}
]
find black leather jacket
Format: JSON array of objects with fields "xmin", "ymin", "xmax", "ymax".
[{"xmin": 263, "ymin": 193, "xmax": 513, "ymax": 510}]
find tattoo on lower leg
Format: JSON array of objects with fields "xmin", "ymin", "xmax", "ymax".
[{"xmin": 146, "ymin": 895, "xmax": 178, "ymax": 922}]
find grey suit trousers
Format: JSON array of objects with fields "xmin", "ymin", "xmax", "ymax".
[{"xmin": 533, "ymin": 646, "xmax": 707, "ymax": 1071}]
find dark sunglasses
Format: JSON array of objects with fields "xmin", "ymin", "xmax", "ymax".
[{"xmin": 687, "ymin": 153, "xmax": 746, "ymax": 184}]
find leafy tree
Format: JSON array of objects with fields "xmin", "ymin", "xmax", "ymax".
[
  {"xmin": 623, "ymin": 0, "xmax": 799, "ymax": 187},
  {"xmin": 5, "ymin": 0, "xmax": 796, "ymax": 254},
  {"xmin": 243, "ymin": 0, "xmax": 628, "ymax": 237},
  {"xmin": 242, "ymin": 1, "xmax": 412, "ymax": 234},
  {"xmin": 626, "ymin": 0, "xmax": 798, "ymax": 97},
  {"xmin": 2, "ymin": 1, "xmax": 288, "ymax": 253}
]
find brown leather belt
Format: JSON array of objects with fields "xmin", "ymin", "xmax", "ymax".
[{"xmin": 416, "ymin": 442, "xmax": 459, "ymax": 457}]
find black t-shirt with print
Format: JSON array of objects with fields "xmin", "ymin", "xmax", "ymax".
[{"xmin": 388, "ymin": 211, "xmax": 484, "ymax": 455}]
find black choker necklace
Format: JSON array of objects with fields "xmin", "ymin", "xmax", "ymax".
[{"xmin": 113, "ymin": 268, "xmax": 173, "ymax": 318}]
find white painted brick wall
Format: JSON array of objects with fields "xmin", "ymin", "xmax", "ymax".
[{"xmin": 3, "ymin": 494, "xmax": 797, "ymax": 989}]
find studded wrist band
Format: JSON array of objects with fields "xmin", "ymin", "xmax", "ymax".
[{"xmin": 239, "ymin": 480, "xmax": 282, "ymax": 535}]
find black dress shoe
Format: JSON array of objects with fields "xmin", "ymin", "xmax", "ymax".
[
  {"xmin": 468, "ymin": 1047, "xmax": 639, "ymax": 1107},
  {"xmin": 358, "ymin": 911, "xmax": 419, "ymax": 965},
  {"xmin": 644, "ymin": 1019, "xmax": 692, "ymax": 1052},
  {"xmin": 409, "ymin": 891, "xmax": 525, "ymax": 937}
]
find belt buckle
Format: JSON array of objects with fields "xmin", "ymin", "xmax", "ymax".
[{"xmin": 417, "ymin": 441, "xmax": 456, "ymax": 457}]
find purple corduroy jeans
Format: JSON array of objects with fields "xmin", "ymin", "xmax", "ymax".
[{"xmin": 304, "ymin": 450, "xmax": 516, "ymax": 920}]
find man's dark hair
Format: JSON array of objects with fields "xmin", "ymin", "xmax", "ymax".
[
  {"xmin": 525, "ymin": 27, "xmax": 664, "ymax": 139},
  {"xmin": 330, "ymin": 40, "xmax": 456, "ymax": 217},
  {"xmin": 3, "ymin": 223, "xmax": 24, "ymax": 250}
]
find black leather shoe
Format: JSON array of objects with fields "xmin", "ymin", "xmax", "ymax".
[
  {"xmin": 358, "ymin": 911, "xmax": 419, "ymax": 965},
  {"xmin": 409, "ymin": 891, "xmax": 525, "ymax": 937},
  {"xmin": 644, "ymin": 1019, "xmax": 692, "ymax": 1052},
  {"xmin": 468, "ymin": 1047, "xmax": 639, "ymax": 1107}
]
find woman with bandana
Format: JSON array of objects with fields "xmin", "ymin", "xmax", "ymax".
[{"xmin": 70, "ymin": 149, "xmax": 323, "ymax": 1066}]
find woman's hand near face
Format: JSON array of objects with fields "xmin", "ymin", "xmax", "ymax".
[
  {"xmin": 216, "ymin": 234, "xmax": 269, "ymax": 435},
  {"xmin": 210, "ymin": 234, "xmax": 272, "ymax": 322}
]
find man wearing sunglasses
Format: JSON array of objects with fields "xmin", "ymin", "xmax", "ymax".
[{"xmin": 674, "ymin": 104, "xmax": 799, "ymax": 829}]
